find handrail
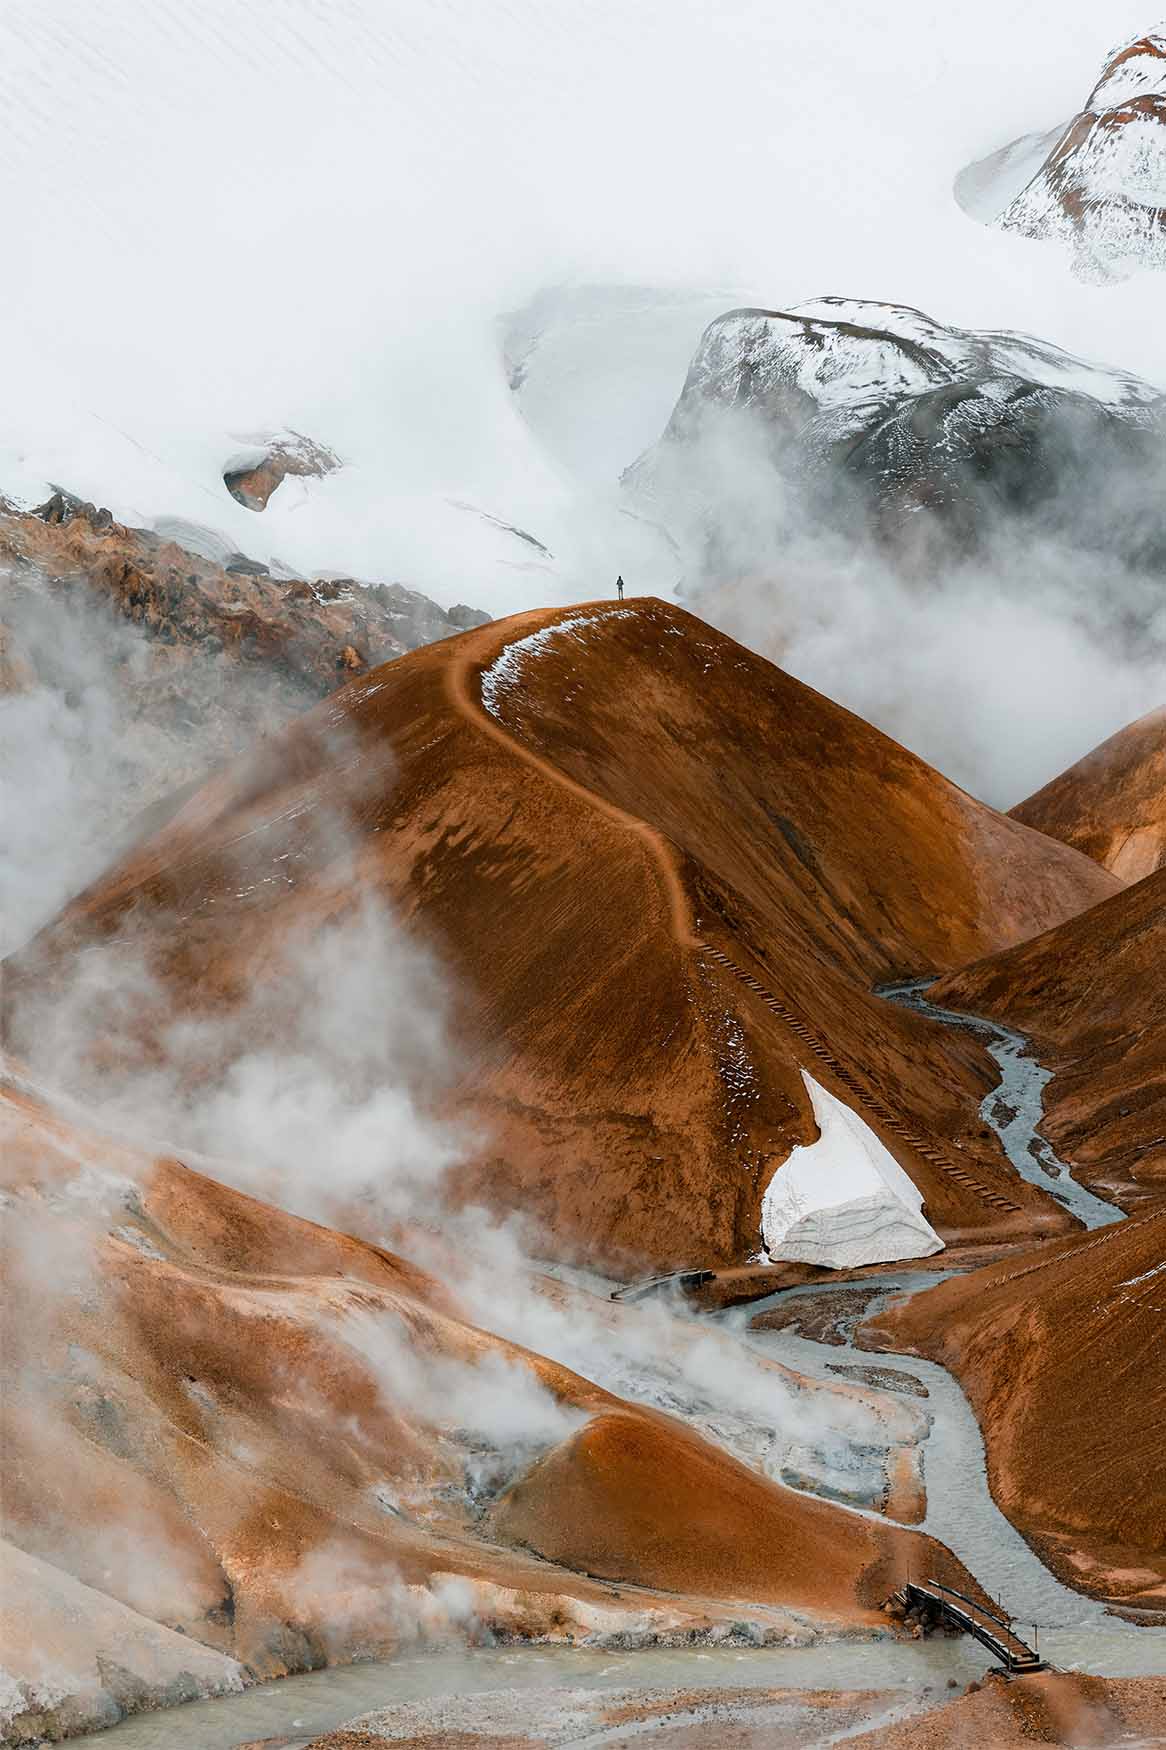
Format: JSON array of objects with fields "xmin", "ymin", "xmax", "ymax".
[
  {"xmin": 610, "ymin": 1269, "xmax": 714, "ymax": 1303},
  {"xmin": 922, "ymin": 1578, "xmax": 1012, "ymax": 1630},
  {"xmin": 891, "ymin": 1580, "xmax": 1047, "ymax": 1673}
]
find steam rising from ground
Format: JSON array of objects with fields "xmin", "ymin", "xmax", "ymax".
[
  {"xmin": 6, "ymin": 0, "xmax": 1166, "ymax": 1709},
  {"xmin": 1, "ymin": 573, "xmax": 463, "ymax": 1224},
  {"xmin": 12, "ymin": 874, "xmax": 462, "ymax": 1236},
  {"xmin": 629, "ymin": 393, "xmax": 1166, "ymax": 805},
  {"xmin": 0, "ymin": 569, "xmax": 315, "ymax": 958},
  {"xmin": 404, "ymin": 1216, "xmax": 926, "ymax": 1512},
  {"xmin": 1, "ymin": 582, "xmax": 200, "ymax": 958},
  {"xmin": 699, "ymin": 528, "xmax": 1166, "ymax": 808}
]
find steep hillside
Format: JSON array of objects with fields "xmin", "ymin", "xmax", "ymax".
[
  {"xmin": 0, "ymin": 493, "xmax": 489, "ymax": 956},
  {"xmin": 1010, "ymin": 704, "xmax": 1166, "ymax": 879},
  {"xmin": 0, "ymin": 1067, "xmax": 979, "ymax": 1740},
  {"xmin": 5, "ymin": 601, "xmax": 1116, "ymax": 1270},
  {"xmin": 931, "ymin": 867, "xmax": 1166, "ymax": 1208},
  {"xmin": 869, "ymin": 1207, "xmax": 1166, "ymax": 1609}
]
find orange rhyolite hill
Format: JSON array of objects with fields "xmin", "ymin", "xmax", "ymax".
[
  {"xmin": 869, "ymin": 1205, "xmax": 1166, "ymax": 1610},
  {"xmin": 932, "ymin": 866, "xmax": 1166, "ymax": 1209},
  {"xmin": 2, "ymin": 1068, "xmax": 981, "ymax": 1739},
  {"xmin": 1010, "ymin": 705, "xmax": 1166, "ymax": 881},
  {"xmin": 5, "ymin": 602, "xmax": 1117, "ymax": 1269}
]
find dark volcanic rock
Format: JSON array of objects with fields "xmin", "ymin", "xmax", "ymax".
[
  {"xmin": 448, "ymin": 602, "xmax": 493, "ymax": 629},
  {"xmin": 223, "ymin": 552, "xmax": 272, "ymax": 577},
  {"xmin": 627, "ymin": 297, "xmax": 1166, "ymax": 579}
]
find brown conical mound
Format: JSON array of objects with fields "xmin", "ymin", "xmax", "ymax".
[
  {"xmin": 488, "ymin": 1407, "xmax": 968, "ymax": 1620},
  {"xmin": 868, "ymin": 1207, "xmax": 1166, "ymax": 1608},
  {"xmin": 1010, "ymin": 705, "xmax": 1166, "ymax": 881},
  {"xmin": 6, "ymin": 601, "xmax": 1115, "ymax": 1270},
  {"xmin": 931, "ymin": 866, "xmax": 1166, "ymax": 1208}
]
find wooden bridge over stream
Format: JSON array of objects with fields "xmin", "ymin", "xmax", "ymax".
[{"xmin": 888, "ymin": 1580, "xmax": 1048, "ymax": 1674}]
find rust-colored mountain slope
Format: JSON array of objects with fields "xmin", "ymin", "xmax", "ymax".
[
  {"xmin": 489, "ymin": 1409, "xmax": 925, "ymax": 1615},
  {"xmin": 1, "ymin": 1070, "xmax": 979, "ymax": 1738},
  {"xmin": 5, "ymin": 602, "xmax": 1117, "ymax": 1270},
  {"xmin": 1010, "ymin": 705, "xmax": 1166, "ymax": 880},
  {"xmin": 931, "ymin": 868, "xmax": 1166, "ymax": 1207},
  {"xmin": 868, "ymin": 1208, "xmax": 1166, "ymax": 1609}
]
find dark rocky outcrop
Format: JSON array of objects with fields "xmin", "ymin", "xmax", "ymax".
[{"xmin": 626, "ymin": 297, "xmax": 1166, "ymax": 579}]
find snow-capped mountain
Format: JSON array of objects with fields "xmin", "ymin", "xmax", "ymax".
[
  {"xmin": 3, "ymin": 0, "xmax": 1166, "ymax": 802},
  {"xmin": 646, "ymin": 298, "xmax": 1163, "ymax": 427},
  {"xmin": 628, "ymin": 297, "xmax": 1166, "ymax": 569},
  {"xmin": 2, "ymin": 2, "xmax": 1165, "ymax": 613},
  {"xmin": 957, "ymin": 29, "xmax": 1166, "ymax": 282}
]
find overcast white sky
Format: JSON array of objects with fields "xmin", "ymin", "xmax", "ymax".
[
  {"xmin": 2, "ymin": 1, "xmax": 1164, "ymax": 799},
  {"xmin": 5, "ymin": 5, "xmax": 1160, "ymax": 359}
]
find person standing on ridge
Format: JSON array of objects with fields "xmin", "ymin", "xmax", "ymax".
[{"xmin": 616, "ymin": 574, "xmax": 625, "ymax": 601}]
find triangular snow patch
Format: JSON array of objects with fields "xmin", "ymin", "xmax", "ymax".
[{"xmin": 761, "ymin": 1072, "xmax": 944, "ymax": 1268}]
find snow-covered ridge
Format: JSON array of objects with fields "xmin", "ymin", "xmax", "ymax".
[
  {"xmin": 651, "ymin": 298, "xmax": 1162, "ymax": 436},
  {"xmin": 625, "ymin": 294, "xmax": 1166, "ymax": 571},
  {"xmin": 957, "ymin": 29, "xmax": 1166, "ymax": 282},
  {"xmin": 480, "ymin": 608, "xmax": 637, "ymax": 730},
  {"xmin": 1088, "ymin": 27, "xmax": 1166, "ymax": 110}
]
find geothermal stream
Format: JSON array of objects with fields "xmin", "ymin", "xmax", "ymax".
[
  {"xmin": 725, "ymin": 1277, "xmax": 1126, "ymax": 1647},
  {"xmin": 880, "ymin": 979, "xmax": 1124, "ymax": 1231},
  {"xmin": 62, "ymin": 1644, "xmax": 985, "ymax": 1750},
  {"xmin": 65, "ymin": 994, "xmax": 1164, "ymax": 1748},
  {"xmin": 726, "ymin": 985, "xmax": 1163, "ymax": 1661}
]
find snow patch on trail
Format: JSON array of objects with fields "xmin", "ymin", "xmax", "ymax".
[
  {"xmin": 1118, "ymin": 1258, "xmax": 1166, "ymax": 1290},
  {"xmin": 480, "ymin": 608, "xmax": 638, "ymax": 729},
  {"xmin": 760, "ymin": 1074, "xmax": 944, "ymax": 1269}
]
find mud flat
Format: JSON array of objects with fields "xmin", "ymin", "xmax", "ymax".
[{"xmin": 58, "ymin": 1644, "xmax": 990, "ymax": 1750}]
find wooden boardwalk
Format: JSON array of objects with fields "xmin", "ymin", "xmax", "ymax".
[{"xmin": 610, "ymin": 1269, "xmax": 714, "ymax": 1303}]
